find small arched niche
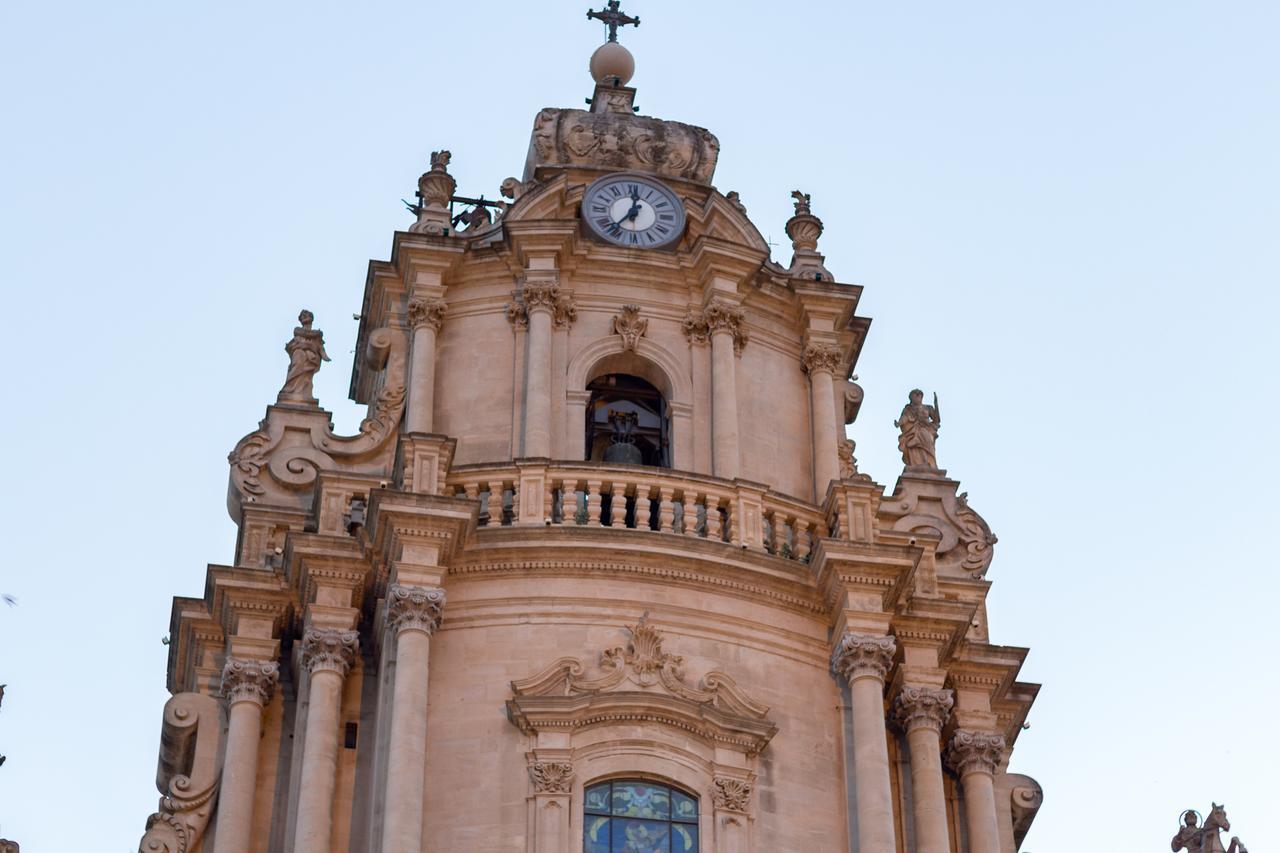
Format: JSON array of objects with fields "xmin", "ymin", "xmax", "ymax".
[{"xmin": 585, "ymin": 373, "xmax": 669, "ymax": 467}]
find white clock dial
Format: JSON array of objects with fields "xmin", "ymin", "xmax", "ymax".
[{"xmin": 582, "ymin": 173, "xmax": 686, "ymax": 248}]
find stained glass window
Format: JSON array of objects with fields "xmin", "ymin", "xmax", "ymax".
[{"xmin": 584, "ymin": 779, "xmax": 699, "ymax": 853}]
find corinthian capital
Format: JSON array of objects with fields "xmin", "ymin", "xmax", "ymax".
[
  {"xmin": 407, "ymin": 298, "xmax": 447, "ymax": 332},
  {"xmin": 946, "ymin": 729, "xmax": 1007, "ymax": 778},
  {"xmin": 529, "ymin": 761, "xmax": 574, "ymax": 793},
  {"xmin": 300, "ymin": 628, "xmax": 360, "ymax": 677},
  {"xmin": 801, "ymin": 342, "xmax": 843, "ymax": 375},
  {"xmin": 702, "ymin": 299, "xmax": 748, "ymax": 354},
  {"xmin": 521, "ymin": 281, "xmax": 561, "ymax": 312},
  {"xmin": 891, "ymin": 685, "xmax": 954, "ymax": 734},
  {"xmin": 386, "ymin": 584, "xmax": 446, "ymax": 636},
  {"xmin": 220, "ymin": 657, "xmax": 280, "ymax": 707},
  {"xmin": 830, "ymin": 632, "xmax": 896, "ymax": 683}
]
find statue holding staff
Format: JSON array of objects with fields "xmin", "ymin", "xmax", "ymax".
[
  {"xmin": 277, "ymin": 309, "xmax": 330, "ymax": 405},
  {"xmin": 895, "ymin": 388, "xmax": 941, "ymax": 470}
]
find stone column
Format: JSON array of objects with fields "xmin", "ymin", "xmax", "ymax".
[
  {"xmin": 830, "ymin": 633, "xmax": 897, "ymax": 853},
  {"xmin": 891, "ymin": 686, "xmax": 955, "ymax": 853},
  {"xmin": 405, "ymin": 298, "xmax": 446, "ymax": 434},
  {"xmin": 521, "ymin": 279, "xmax": 559, "ymax": 458},
  {"xmin": 293, "ymin": 628, "xmax": 359, "ymax": 853},
  {"xmin": 704, "ymin": 301, "xmax": 745, "ymax": 479},
  {"xmin": 380, "ymin": 585, "xmax": 446, "ymax": 853},
  {"xmin": 802, "ymin": 342, "xmax": 843, "ymax": 502},
  {"xmin": 529, "ymin": 761, "xmax": 573, "ymax": 853},
  {"xmin": 946, "ymin": 730, "xmax": 1007, "ymax": 853},
  {"xmin": 213, "ymin": 658, "xmax": 280, "ymax": 853}
]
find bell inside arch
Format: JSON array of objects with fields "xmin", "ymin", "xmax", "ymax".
[{"xmin": 602, "ymin": 410, "xmax": 645, "ymax": 464}]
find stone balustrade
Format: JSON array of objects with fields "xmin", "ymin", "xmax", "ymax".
[{"xmin": 447, "ymin": 461, "xmax": 828, "ymax": 561}]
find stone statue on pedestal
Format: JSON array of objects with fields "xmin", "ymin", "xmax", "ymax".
[
  {"xmin": 895, "ymin": 389, "xmax": 941, "ymax": 470},
  {"xmin": 277, "ymin": 310, "xmax": 330, "ymax": 405}
]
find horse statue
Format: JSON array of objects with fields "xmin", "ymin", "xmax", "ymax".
[{"xmin": 1171, "ymin": 804, "xmax": 1248, "ymax": 853}]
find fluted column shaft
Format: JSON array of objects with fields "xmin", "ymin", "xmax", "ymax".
[
  {"xmin": 293, "ymin": 629, "xmax": 359, "ymax": 853},
  {"xmin": 522, "ymin": 283, "xmax": 556, "ymax": 458},
  {"xmin": 213, "ymin": 659, "xmax": 279, "ymax": 853},
  {"xmin": 710, "ymin": 328, "xmax": 740, "ymax": 478},
  {"xmin": 947, "ymin": 730, "xmax": 1007, "ymax": 853},
  {"xmin": 892, "ymin": 687, "xmax": 955, "ymax": 853},
  {"xmin": 831, "ymin": 633, "xmax": 897, "ymax": 853},
  {"xmin": 380, "ymin": 585, "xmax": 445, "ymax": 853},
  {"xmin": 406, "ymin": 299, "xmax": 445, "ymax": 433}
]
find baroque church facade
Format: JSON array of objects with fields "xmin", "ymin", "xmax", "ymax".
[{"xmin": 136, "ymin": 10, "xmax": 1043, "ymax": 853}]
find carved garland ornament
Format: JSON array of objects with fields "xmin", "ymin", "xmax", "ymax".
[
  {"xmin": 891, "ymin": 685, "xmax": 954, "ymax": 734},
  {"xmin": 220, "ymin": 658, "xmax": 280, "ymax": 707},
  {"xmin": 300, "ymin": 628, "xmax": 360, "ymax": 677},
  {"xmin": 713, "ymin": 777, "xmax": 753, "ymax": 813},
  {"xmin": 529, "ymin": 762, "xmax": 575, "ymax": 794},
  {"xmin": 386, "ymin": 584, "xmax": 445, "ymax": 636},
  {"xmin": 612, "ymin": 304, "xmax": 648, "ymax": 352},
  {"xmin": 830, "ymin": 632, "xmax": 897, "ymax": 682},
  {"xmin": 946, "ymin": 730, "xmax": 1007, "ymax": 778},
  {"xmin": 407, "ymin": 298, "xmax": 447, "ymax": 332}
]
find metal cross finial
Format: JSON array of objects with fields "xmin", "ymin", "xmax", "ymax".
[{"xmin": 587, "ymin": 1, "xmax": 639, "ymax": 43}]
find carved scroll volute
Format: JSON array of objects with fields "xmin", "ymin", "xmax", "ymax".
[
  {"xmin": 227, "ymin": 323, "xmax": 409, "ymax": 516},
  {"xmin": 138, "ymin": 692, "xmax": 225, "ymax": 853}
]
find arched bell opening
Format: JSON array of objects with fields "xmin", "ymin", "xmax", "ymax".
[{"xmin": 585, "ymin": 374, "xmax": 670, "ymax": 468}]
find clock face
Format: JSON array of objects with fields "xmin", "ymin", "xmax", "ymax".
[{"xmin": 582, "ymin": 174, "xmax": 686, "ymax": 249}]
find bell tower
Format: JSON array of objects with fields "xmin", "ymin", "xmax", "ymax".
[{"xmin": 137, "ymin": 7, "xmax": 1043, "ymax": 853}]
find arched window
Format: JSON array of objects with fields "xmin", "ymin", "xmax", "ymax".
[
  {"xmin": 583, "ymin": 779, "xmax": 699, "ymax": 852},
  {"xmin": 586, "ymin": 374, "xmax": 669, "ymax": 467}
]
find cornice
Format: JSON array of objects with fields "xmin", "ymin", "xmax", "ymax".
[
  {"xmin": 810, "ymin": 537, "xmax": 919, "ymax": 621},
  {"xmin": 449, "ymin": 526, "xmax": 825, "ymax": 616}
]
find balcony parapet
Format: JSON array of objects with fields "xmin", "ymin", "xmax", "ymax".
[{"xmin": 446, "ymin": 460, "xmax": 830, "ymax": 562}]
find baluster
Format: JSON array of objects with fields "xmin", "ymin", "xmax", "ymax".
[
  {"xmin": 794, "ymin": 519, "xmax": 811, "ymax": 562},
  {"xmin": 485, "ymin": 481, "xmax": 502, "ymax": 527},
  {"xmin": 543, "ymin": 477, "xmax": 555, "ymax": 525},
  {"xmin": 463, "ymin": 482, "xmax": 479, "ymax": 513},
  {"xmin": 705, "ymin": 494, "xmax": 723, "ymax": 541},
  {"xmin": 778, "ymin": 515, "xmax": 795, "ymax": 559},
  {"xmin": 610, "ymin": 482, "xmax": 627, "ymax": 527},
  {"xmin": 682, "ymin": 492, "xmax": 698, "ymax": 537},
  {"xmin": 658, "ymin": 487, "xmax": 676, "ymax": 533},
  {"xmin": 507, "ymin": 485, "xmax": 518, "ymax": 526},
  {"xmin": 586, "ymin": 480, "xmax": 603, "ymax": 526},
  {"xmin": 634, "ymin": 485, "xmax": 652, "ymax": 531},
  {"xmin": 549, "ymin": 478, "xmax": 562, "ymax": 525}
]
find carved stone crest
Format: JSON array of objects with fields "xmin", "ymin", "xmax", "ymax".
[
  {"xmin": 507, "ymin": 618, "xmax": 776, "ymax": 755},
  {"xmin": 524, "ymin": 106, "xmax": 719, "ymax": 185},
  {"xmin": 612, "ymin": 304, "xmax": 648, "ymax": 352}
]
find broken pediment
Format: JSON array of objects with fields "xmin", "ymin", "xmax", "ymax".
[
  {"xmin": 508, "ymin": 619, "xmax": 777, "ymax": 756},
  {"xmin": 879, "ymin": 472, "xmax": 998, "ymax": 578}
]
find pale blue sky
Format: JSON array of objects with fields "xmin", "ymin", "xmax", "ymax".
[{"xmin": 1, "ymin": 2, "xmax": 1277, "ymax": 850}]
